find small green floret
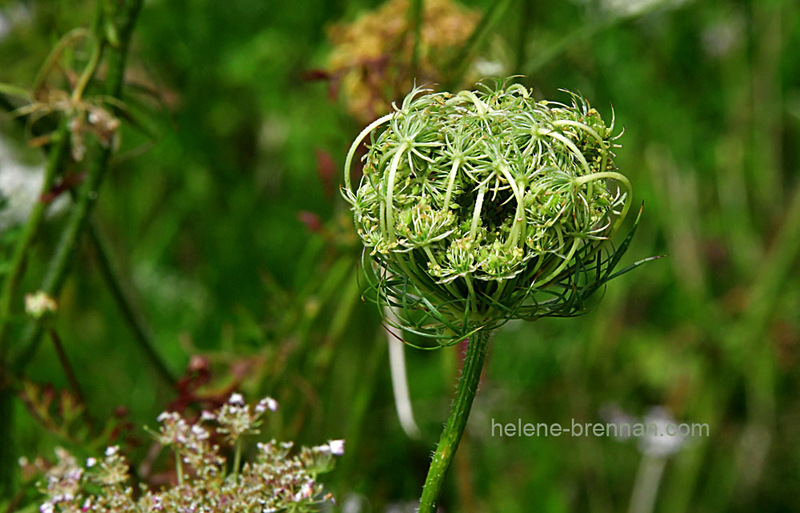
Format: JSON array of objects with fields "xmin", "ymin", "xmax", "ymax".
[{"xmin": 344, "ymin": 80, "xmax": 640, "ymax": 347}]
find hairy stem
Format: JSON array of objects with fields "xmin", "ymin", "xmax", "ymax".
[{"xmin": 419, "ymin": 330, "xmax": 490, "ymax": 512}]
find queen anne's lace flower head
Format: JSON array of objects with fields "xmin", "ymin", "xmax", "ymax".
[
  {"xmin": 344, "ymin": 80, "xmax": 639, "ymax": 347},
  {"xmin": 36, "ymin": 394, "xmax": 342, "ymax": 513}
]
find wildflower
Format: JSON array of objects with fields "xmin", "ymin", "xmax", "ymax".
[
  {"xmin": 256, "ymin": 396, "xmax": 279, "ymax": 413},
  {"xmin": 328, "ymin": 440, "xmax": 346, "ymax": 456},
  {"xmin": 343, "ymin": 81, "xmax": 638, "ymax": 347},
  {"xmin": 35, "ymin": 394, "xmax": 343, "ymax": 513},
  {"xmin": 24, "ymin": 291, "xmax": 57, "ymax": 319},
  {"xmin": 639, "ymin": 407, "xmax": 686, "ymax": 458},
  {"xmin": 343, "ymin": 80, "xmax": 647, "ymax": 512}
]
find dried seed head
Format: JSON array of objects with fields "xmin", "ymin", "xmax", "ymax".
[{"xmin": 326, "ymin": 0, "xmax": 482, "ymax": 123}]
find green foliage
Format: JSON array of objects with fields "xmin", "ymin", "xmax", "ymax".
[{"xmin": 0, "ymin": 0, "xmax": 799, "ymax": 512}]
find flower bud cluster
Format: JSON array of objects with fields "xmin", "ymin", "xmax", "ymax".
[{"xmin": 344, "ymin": 81, "xmax": 633, "ymax": 345}]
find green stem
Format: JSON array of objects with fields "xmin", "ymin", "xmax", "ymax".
[
  {"xmin": 0, "ymin": 383, "xmax": 16, "ymax": 499},
  {"xmin": 419, "ymin": 330, "xmax": 490, "ymax": 512},
  {"xmin": 233, "ymin": 438, "xmax": 242, "ymax": 478},
  {"xmin": 343, "ymin": 112, "xmax": 394, "ymax": 193},
  {"xmin": 628, "ymin": 455, "xmax": 667, "ymax": 513},
  {"xmin": 445, "ymin": 0, "xmax": 511, "ymax": 89},
  {"xmin": 408, "ymin": 0, "xmax": 424, "ymax": 76},
  {"xmin": 13, "ymin": 0, "xmax": 144, "ymax": 373},
  {"xmin": 48, "ymin": 328, "xmax": 87, "ymax": 412},
  {"xmin": 175, "ymin": 450, "xmax": 184, "ymax": 487},
  {"xmin": 87, "ymin": 220, "xmax": 176, "ymax": 385},
  {"xmin": 0, "ymin": 0, "xmax": 142, "ymax": 500},
  {"xmin": 0, "ymin": 120, "xmax": 70, "ymax": 363},
  {"xmin": 0, "ymin": 120, "xmax": 70, "ymax": 499}
]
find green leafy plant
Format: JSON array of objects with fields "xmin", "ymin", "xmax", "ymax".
[{"xmin": 343, "ymin": 80, "xmax": 649, "ymax": 511}]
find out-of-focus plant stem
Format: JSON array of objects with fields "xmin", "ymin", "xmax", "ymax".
[
  {"xmin": 14, "ymin": 0, "xmax": 144, "ymax": 374},
  {"xmin": 0, "ymin": 0, "xmax": 144, "ymax": 499},
  {"xmin": 87, "ymin": 219, "xmax": 176, "ymax": 384},
  {"xmin": 0, "ymin": 119, "xmax": 70, "ymax": 499},
  {"xmin": 0, "ymin": 103, "xmax": 175, "ymax": 387},
  {"xmin": 445, "ymin": 0, "xmax": 510, "ymax": 89},
  {"xmin": 0, "ymin": 121, "xmax": 69, "ymax": 362},
  {"xmin": 629, "ymin": 455, "xmax": 667, "ymax": 513},
  {"xmin": 409, "ymin": 0, "xmax": 423, "ymax": 76},
  {"xmin": 523, "ymin": 4, "xmax": 675, "ymax": 77},
  {"xmin": 418, "ymin": 330, "xmax": 490, "ymax": 512},
  {"xmin": 47, "ymin": 328, "xmax": 87, "ymax": 417},
  {"xmin": 514, "ymin": 0, "xmax": 534, "ymax": 73}
]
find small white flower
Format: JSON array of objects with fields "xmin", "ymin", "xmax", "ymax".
[
  {"xmin": 105, "ymin": 446, "xmax": 119, "ymax": 457},
  {"xmin": 191, "ymin": 424, "xmax": 209, "ymax": 439},
  {"xmin": 86, "ymin": 457, "xmax": 97, "ymax": 468},
  {"xmin": 639, "ymin": 407, "xmax": 685, "ymax": 458},
  {"xmin": 200, "ymin": 410, "xmax": 216, "ymax": 422},
  {"xmin": 40, "ymin": 502, "xmax": 54, "ymax": 513},
  {"xmin": 256, "ymin": 397, "xmax": 279, "ymax": 413},
  {"xmin": 328, "ymin": 439, "xmax": 345, "ymax": 456},
  {"xmin": 24, "ymin": 291, "xmax": 57, "ymax": 319},
  {"xmin": 229, "ymin": 393, "xmax": 245, "ymax": 406}
]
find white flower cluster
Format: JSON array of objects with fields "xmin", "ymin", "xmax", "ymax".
[{"xmin": 37, "ymin": 393, "xmax": 344, "ymax": 513}]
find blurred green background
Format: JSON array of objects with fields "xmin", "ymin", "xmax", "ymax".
[{"xmin": 1, "ymin": 0, "xmax": 799, "ymax": 511}]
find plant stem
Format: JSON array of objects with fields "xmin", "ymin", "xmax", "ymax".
[
  {"xmin": 408, "ymin": 0, "xmax": 424, "ymax": 76},
  {"xmin": 0, "ymin": 1, "xmax": 143, "ymax": 497},
  {"xmin": 233, "ymin": 439, "xmax": 243, "ymax": 479},
  {"xmin": 87, "ymin": 219, "xmax": 176, "ymax": 385},
  {"xmin": 175, "ymin": 450, "xmax": 184, "ymax": 486},
  {"xmin": 0, "ymin": 120, "xmax": 70, "ymax": 363},
  {"xmin": 445, "ymin": 0, "xmax": 511, "ymax": 89},
  {"xmin": 628, "ymin": 455, "xmax": 667, "ymax": 513},
  {"xmin": 0, "ymin": 120, "xmax": 70, "ymax": 500},
  {"xmin": 419, "ymin": 330, "xmax": 490, "ymax": 513},
  {"xmin": 13, "ymin": 0, "xmax": 144, "ymax": 374},
  {"xmin": 0, "ymin": 383, "xmax": 16, "ymax": 499},
  {"xmin": 48, "ymin": 328, "xmax": 87, "ymax": 411}
]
